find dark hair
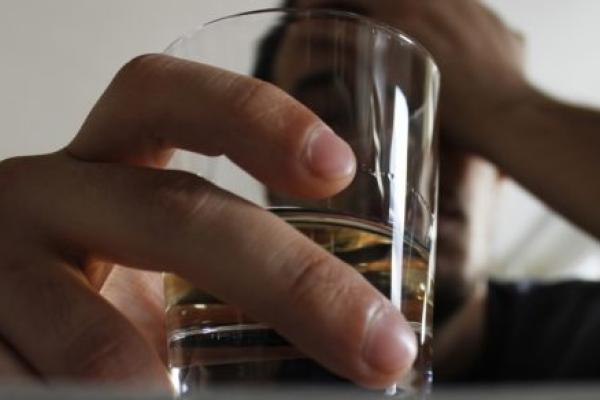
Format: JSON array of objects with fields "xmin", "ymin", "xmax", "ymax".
[{"xmin": 252, "ymin": 0, "xmax": 297, "ymax": 82}]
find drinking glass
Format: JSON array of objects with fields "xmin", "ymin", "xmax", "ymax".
[{"xmin": 163, "ymin": 8, "xmax": 439, "ymax": 398}]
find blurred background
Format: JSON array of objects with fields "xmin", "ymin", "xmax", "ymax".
[{"xmin": 0, "ymin": 0, "xmax": 598, "ymax": 281}]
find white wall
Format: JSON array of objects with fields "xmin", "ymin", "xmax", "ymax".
[
  {"xmin": 485, "ymin": 0, "xmax": 600, "ymax": 107},
  {"xmin": 0, "ymin": 0, "xmax": 598, "ymax": 279},
  {"xmin": 0, "ymin": 0, "xmax": 276, "ymax": 158},
  {"xmin": 482, "ymin": 0, "xmax": 600, "ymax": 280}
]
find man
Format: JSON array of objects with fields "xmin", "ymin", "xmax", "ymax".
[
  {"xmin": 0, "ymin": 0, "xmax": 598, "ymax": 390},
  {"xmin": 256, "ymin": 0, "xmax": 502, "ymax": 381},
  {"xmin": 281, "ymin": 0, "xmax": 600, "ymax": 383}
]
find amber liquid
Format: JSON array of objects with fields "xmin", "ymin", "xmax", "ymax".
[{"xmin": 164, "ymin": 210, "xmax": 433, "ymax": 397}]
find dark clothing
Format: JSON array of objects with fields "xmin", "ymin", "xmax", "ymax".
[{"xmin": 467, "ymin": 281, "xmax": 600, "ymax": 382}]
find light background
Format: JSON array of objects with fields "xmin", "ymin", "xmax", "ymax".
[{"xmin": 0, "ymin": 0, "xmax": 598, "ymax": 280}]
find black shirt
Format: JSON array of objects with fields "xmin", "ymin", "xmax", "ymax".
[{"xmin": 467, "ymin": 281, "xmax": 600, "ymax": 382}]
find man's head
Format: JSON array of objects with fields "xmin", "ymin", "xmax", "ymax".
[{"xmin": 257, "ymin": 0, "xmax": 503, "ymax": 321}]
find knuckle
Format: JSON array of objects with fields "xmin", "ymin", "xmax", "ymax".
[
  {"xmin": 148, "ymin": 171, "xmax": 220, "ymax": 232},
  {"xmin": 287, "ymin": 248, "xmax": 351, "ymax": 308},
  {"xmin": 225, "ymin": 75, "xmax": 311, "ymax": 151},
  {"xmin": 228, "ymin": 76, "xmax": 300, "ymax": 126},
  {"xmin": 111, "ymin": 53, "xmax": 192, "ymax": 135},
  {"xmin": 228, "ymin": 76, "xmax": 276, "ymax": 116}
]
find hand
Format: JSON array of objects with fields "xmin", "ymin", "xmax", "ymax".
[
  {"xmin": 391, "ymin": 0, "xmax": 528, "ymax": 149},
  {"xmin": 0, "ymin": 54, "xmax": 416, "ymax": 389},
  {"xmin": 392, "ymin": 0, "xmax": 600, "ymax": 238}
]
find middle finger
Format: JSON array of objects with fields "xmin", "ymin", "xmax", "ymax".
[{"xmin": 15, "ymin": 154, "xmax": 417, "ymax": 388}]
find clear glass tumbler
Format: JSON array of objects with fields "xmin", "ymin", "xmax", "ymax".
[{"xmin": 163, "ymin": 8, "xmax": 439, "ymax": 398}]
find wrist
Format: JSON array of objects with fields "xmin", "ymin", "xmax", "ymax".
[
  {"xmin": 451, "ymin": 80, "xmax": 546, "ymax": 157},
  {"xmin": 434, "ymin": 282, "xmax": 488, "ymax": 380}
]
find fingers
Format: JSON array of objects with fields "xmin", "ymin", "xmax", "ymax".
[
  {"xmin": 0, "ymin": 249, "xmax": 171, "ymax": 390},
  {"xmin": 100, "ymin": 268, "xmax": 167, "ymax": 363},
  {"xmin": 0, "ymin": 338, "xmax": 35, "ymax": 383},
  {"xmin": 67, "ymin": 54, "xmax": 356, "ymax": 199},
  {"xmin": 13, "ymin": 154, "xmax": 416, "ymax": 388}
]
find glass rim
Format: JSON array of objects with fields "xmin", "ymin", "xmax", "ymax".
[{"xmin": 166, "ymin": 7, "xmax": 439, "ymax": 73}]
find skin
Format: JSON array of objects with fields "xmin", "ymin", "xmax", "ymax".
[
  {"xmin": 288, "ymin": 0, "xmax": 502, "ymax": 319},
  {"xmin": 311, "ymin": 0, "xmax": 600, "ymax": 240},
  {"xmin": 0, "ymin": 56, "xmax": 417, "ymax": 390},
  {"xmin": 288, "ymin": 0, "xmax": 502, "ymax": 378},
  {"xmin": 294, "ymin": 0, "xmax": 600, "ymax": 378},
  {"xmin": 1, "ymin": 0, "xmax": 599, "ymax": 390}
]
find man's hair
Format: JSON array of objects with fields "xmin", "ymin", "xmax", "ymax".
[{"xmin": 253, "ymin": 0, "xmax": 297, "ymax": 82}]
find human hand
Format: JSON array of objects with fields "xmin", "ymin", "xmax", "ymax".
[
  {"xmin": 295, "ymin": 0, "xmax": 527, "ymax": 148},
  {"xmin": 387, "ymin": 0, "xmax": 529, "ymax": 150},
  {"xmin": 394, "ymin": 1, "xmax": 600, "ymax": 240},
  {"xmin": 0, "ymin": 54, "xmax": 416, "ymax": 389}
]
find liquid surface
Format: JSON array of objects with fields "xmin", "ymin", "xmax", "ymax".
[{"xmin": 164, "ymin": 210, "xmax": 433, "ymax": 397}]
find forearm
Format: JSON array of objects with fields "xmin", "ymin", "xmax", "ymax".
[
  {"xmin": 434, "ymin": 284, "xmax": 487, "ymax": 381},
  {"xmin": 475, "ymin": 87, "xmax": 600, "ymax": 239}
]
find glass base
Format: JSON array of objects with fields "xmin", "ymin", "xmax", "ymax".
[{"xmin": 168, "ymin": 323, "xmax": 431, "ymax": 399}]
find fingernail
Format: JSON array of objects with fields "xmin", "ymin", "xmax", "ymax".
[
  {"xmin": 362, "ymin": 306, "xmax": 417, "ymax": 375},
  {"xmin": 304, "ymin": 124, "xmax": 355, "ymax": 180}
]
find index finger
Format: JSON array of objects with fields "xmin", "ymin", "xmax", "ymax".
[{"xmin": 67, "ymin": 54, "xmax": 356, "ymax": 199}]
